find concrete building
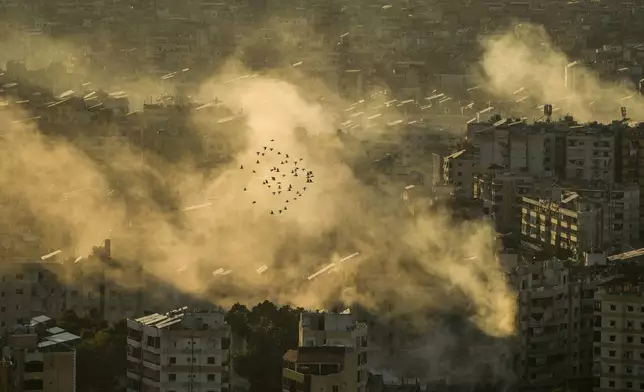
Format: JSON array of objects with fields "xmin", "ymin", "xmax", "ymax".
[
  {"xmin": 474, "ymin": 171, "xmax": 553, "ymax": 234},
  {"xmin": 442, "ymin": 149, "xmax": 478, "ymax": 197},
  {"xmin": 513, "ymin": 258, "xmax": 602, "ymax": 392},
  {"xmin": 571, "ymin": 182, "xmax": 641, "ymax": 251},
  {"xmin": 521, "ymin": 182, "xmax": 640, "ymax": 256},
  {"xmin": 299, "ymin": 311, "xmax": 369, "ymax": 392},
  {"xmin": 2, "ymin": 315, "xmax": 79, "ymax": 392},
  {"xmin": 621, "ymin": 126, "xmax": 644, "ymax": 239},
  {"xmin": 0, "ymin": 260, "xmax": 66, "ymax": 335},
  {"xmin": 565, "ymin": 127, "xmax": 617, "ymax": 183},
  {"xmin": 282, "ymin": 346, "xmax": 358, "ymax": 392},
  {"xmin": 0, "ymin": 357, "xmax": 13, "ymax": 392},
  {"xmin": 521, "ymin": 194, "xmax": 602, "ymax": 256},
  {"xmin": 593, "ymin": 274, "xmax": 644, "ymax": 392},
  {"xmin": 126, "ymin": 307, "xmax": 232, "ymax": 392}
]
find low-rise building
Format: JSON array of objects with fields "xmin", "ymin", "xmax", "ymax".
[{"xmin": 2, "ymin": 315, "xmax": 79, "ymax": 392}]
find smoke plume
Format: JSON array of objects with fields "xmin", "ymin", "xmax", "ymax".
[
  {"xmin": 0, "ymin": 17, "xmax": 517, "ymax": 384},
  {"xmin": 477, "ymin": 23, "xmax": 643, "ymax": 123}
]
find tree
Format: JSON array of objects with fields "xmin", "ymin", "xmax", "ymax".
[
  {"xmin": 56, "ymin": 310, "xmax": 126, "ymax": 392},
  {"xmin": 227, "ymin": 301, "xmax": 302, "ymax": 392}
]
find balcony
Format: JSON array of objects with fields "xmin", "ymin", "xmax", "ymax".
[{"xmin": 127, "ymin": 337, "xmax": 142, "ymax": 348}]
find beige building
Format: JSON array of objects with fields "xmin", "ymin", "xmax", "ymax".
[
  {"xmin": 474, "ymin": 171, "xmax": 552, "ymax": 233},
  {"xmin": 565, "ymin": 128, "xmax": 617, "ymax": 183},
  {"xmin": 126, "ymin": 307, "xmax": 232, "ymax": 392},
  {"xmin": 282, "ymin": 346, "xmax": 358, "ymax": 392},
  {"xmin": 299, "ymin": 311, "xmax": 369, "ymax": 392},
  {"xmin": 521, "ymin": 194, "xmax": 601, "ymax": 255},
  {"xmin": 442, "ymin": 149, "xmax": 478, "ymax": 197},
  {"xmin": 593, "ymin": 275, "xmax": 644, "ymax": 392},
  {"xmin": 521, "ymin": 182, "xmax": 640, "ymax": 256},
  {"xmin": 2, "ymin": 315, "xmax": 79, "ymax": 392},
  {"xmin": 0, "ymin": 260, "xmax": 66, "ymax": 335}
]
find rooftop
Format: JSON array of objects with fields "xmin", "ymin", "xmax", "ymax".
[
  {"xmin": 133, "ymin": 306, "xmax": 190, "ymax": 329},
  {"xmin": 283, "ymin": 346, "xmax": 350, "ymax": 364}
]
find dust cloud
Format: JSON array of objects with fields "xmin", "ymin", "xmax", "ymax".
[
  {"xmin": 0, "ymin": 18, "xmax": 516, "ymax": 382},
  {"xmin": 477, "ymin": 23, "xmax": 644, "ymax": 123}
]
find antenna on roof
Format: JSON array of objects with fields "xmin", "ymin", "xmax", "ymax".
[{"xmin": 544, "ymin": 104, "xmax": 553, "ymax": 122}]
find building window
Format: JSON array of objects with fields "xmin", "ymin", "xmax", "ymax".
[
  {"xmin": 626, "ymin": 366, "xmax": 633, "ymax": 374},
  {"xmin": 24, "ymin": 361, "xmax": 44, "ymax": 373},
  {"xmin": 333, "ymin": 386, "xmax": 339, "ymax": 392},
  {"xmin": 609, "ymin": 381, "xmax": 615, "ymax": 387},
  {"xmin": 207, "ymin": 374, "xmax": 215, "ymax": 381},
  {"xmin": 207, "ymin": 357, "xmax": 215, "ymax": 364},
  {"xmin": 221, "ymin": 337, "xmax": 230, "ymax": 350},
  {"xmin": 610, "ymin": 320, "xmax": 616, "ymax": 327},
  {"xmin": 169, "ymin": 374, "xmax": 176, "ymax": 381},
  {"xmin": 609, "ymin": 366, "xmax": 615, "ymax": 373},
  {"xmin": 15, "ymin": 289, "xmax": 23, "ymax": 295},
  {"xmin": 609, "ymin": 350, "xmax": 616, "ymax": 357},
  {"xmin": 169, "ymin": 357, "xmax": 176, "ymax": 364},
  {"xmin": 610, "ymin": 304, "xmax": 617, "ymax": 311},
  {"xmin": 627, "ymin": 382, "xmax": 633, "ymax": 389},
  {"xmin": 628, "ymin": 306, "xmax": 634, "ymax": 312},
  {"xmin": 610, "ymin": 335, "xmax": 616, "ymax": 342},
  {"xmin": 24, "ymin": 379, "xmax": 43, "ymax": 390},
  {"xmin": 627, "ymin": 336, "xmax": 633, "ymax": 343}
]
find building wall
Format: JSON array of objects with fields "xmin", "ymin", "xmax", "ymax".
[
  {"xmin": 126, "ymin": 310, "xmax": 232, "ymax": 392},
  {"xmin": 593, "ymin": 289, "xmax": 644, "ymax": 392}
]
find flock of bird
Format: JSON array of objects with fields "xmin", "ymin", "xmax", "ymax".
[{"xmin": 240, "ymin": 138, "xmax": 315, "ymax": 216}]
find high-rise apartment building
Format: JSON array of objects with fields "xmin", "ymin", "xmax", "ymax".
[
  {"xmin": 593, "ymin": 274, "xmax": 644, "ymax": 392},
  {"xmin": 126, "ymin": 307, "xmax": 232, "ymax": 392},
  {"xmin": 565, "ymin": 127, "xmax": 617, "ymax": 183},
  {"xmin": 513, "ymin": 257, "xmax": 606, "ymax": 392}
]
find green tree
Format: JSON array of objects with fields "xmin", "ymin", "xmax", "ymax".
[
  {"xmin": 56, "ymin": 310, "xmax": 126, "ymax": 392},
  {"xmin": 227, "ymin": 301, "xmax": 302, "ymax": 392}
]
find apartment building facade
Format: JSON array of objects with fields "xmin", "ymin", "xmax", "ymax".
[
  {"xmin": 442, "ymin": 149, "xmax": 478, "ymax": 197},
  {"xmin": 593, "ymin": 275, "xmax": 644, "ymax": 392},
  {"xmin": 565, "ymin": 128, "xmax": 617, "ymax": 183},
  {"xmin": 282, "ymin": 346, "xmax": 358, "ymax": 392},
  {"xmin": 299, "ymin": 311, "xmax": 369, "ymax": 392},
  {"xmin": 514, "ymin": 258, "xmax": 605, "ymax": 392},
  {"xmin": 126, "ymin": 307, "xmax": 232, "ymax": 392},
  {"xmin": 2, "ymin": 315, "xmax": 79, "ymax": 392},
  {"xmin": 474, "ymin": 171, "xmax": 553, "ymax": 234},
  {"xmin": 522, "ymin": 192, "xmax": 607, "ymax": 256}
]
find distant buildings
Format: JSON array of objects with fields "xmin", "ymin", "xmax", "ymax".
[{"xmin": 125, "ymin": 307, "xmax": 232, "ymax": 392}]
